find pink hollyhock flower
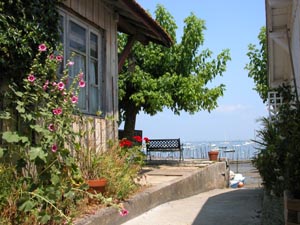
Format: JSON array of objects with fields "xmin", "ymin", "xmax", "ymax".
[
  {"xmin": 43, "ymin": 80, "xmax": 49, "ymax": 90},
  {"xmin": 57, "ymin": 81, "xmax": 65, "ymax": 91},
  {"xmin": 51, "ymin": 144, "xmax": 58, "ymax": 153},
  {"xmin": 49, "ymin": 54, "xmax": 54, "ymax": 60},
  {"xmin": 52, "ymin": 107, "xmax": 62, "ymax": 115},
  {"xmin": 56, "ymin": 55, "xmax": 63, "ymax": 62},
  {"xmin": 68, "ymin": 61, "xmax": 74, "ymax": 66},
  {"xmin": 38, "ymin": 43, "xmax": 47, "ymax": 52},
  {"xmin": 79, "ymin": 79, "xmax": 86, "ymax": 88},
  {"xmin": 48, "ymin": 123, "xmax": 55, "ymax": 132},
  {"xmin": 52, "ymin": 82, "xmax": 57, "ymax": 87},
  {"xmin": 71, "ymin": 95, "xmax": 78, "ymax": 104},
  {"xmin": 27, "ymin": 74, "xmax": 36, "ymax": 83},
  {"xmin": 119, "ymin": 209, "xmax": 129, "ymax": 217}
]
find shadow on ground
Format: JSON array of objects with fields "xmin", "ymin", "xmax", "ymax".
[{"xmin": 192, "ymin": 188, "xmax": 263, "ymax": 225}]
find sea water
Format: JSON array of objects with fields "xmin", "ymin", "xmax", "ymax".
[{"xmin": 145, "ymin": 140, "xmax": 259, "ymax": 161}]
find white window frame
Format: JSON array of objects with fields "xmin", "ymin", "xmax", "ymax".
[{"xmin": 59, "ymin": 9, "xmax": 104, "ymax": 116}]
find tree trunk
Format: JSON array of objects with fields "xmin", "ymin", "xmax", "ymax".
[{"xmin": 123, "ymin": 103, "xmax": 138, "ymax": 140}]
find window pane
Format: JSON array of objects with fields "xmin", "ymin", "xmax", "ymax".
[
  {"xmin": 69, "ymin": 21, "xmax": 86, "ymax": 53},
  {"xmin": 89, "ymin": 60, "xmax": 99, "ymax": 114},
  {"xmin": 90, "ymin": 32, "xmax": 98, "ymax": 58},
  {"xmin": 89, "ymin": 59, "xmax": 98, "ymax": 85},
  {"xmin": 69, "ymin": 53, "xmax": 86, "ymax": 77},
  {"xmin": 69, "ymin": 53, "xmax": 87, "ymax": 110}
]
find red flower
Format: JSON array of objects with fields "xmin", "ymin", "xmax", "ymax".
[
  {"xmin": 119, "ymin": 139, "xmax": 133, "ymax": 148},
  {"xmin": 133, "ymin": 136, "xmax": 142, "ymax": 143},
  {"xmin": 143, "ymin": 137, "xmax": 150, "ymax": 143}
]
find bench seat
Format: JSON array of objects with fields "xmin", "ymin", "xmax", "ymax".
[{"xmin": 146, "ymin": 138, "xmax": 183, "ymax": 161}]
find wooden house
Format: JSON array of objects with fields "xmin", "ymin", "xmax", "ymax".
[
  {"xmin": 59, "ymin": 0, "xmax": 172, "ymax": 148},
  {"xmin": 266, "ymin": 0, "xmax": 299, "ymax": 90}
]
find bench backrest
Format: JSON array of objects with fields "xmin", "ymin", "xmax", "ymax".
[{"xmin": 147, "ymin": 139, "xmax": 181, "ymax": 150}]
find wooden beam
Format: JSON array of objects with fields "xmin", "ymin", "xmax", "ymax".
[{"xmin": 118, "ymin": 35, "xmax": 136, "ymax": 73}]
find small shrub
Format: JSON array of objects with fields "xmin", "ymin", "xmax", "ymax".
[{"xmin": 101, "ymin": 138, "xmax": 146, "ymax": 200}]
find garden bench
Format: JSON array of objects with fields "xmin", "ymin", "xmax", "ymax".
[{"xmin": 146, "ymin": 138, "xmax": 183, "ymax": 161}]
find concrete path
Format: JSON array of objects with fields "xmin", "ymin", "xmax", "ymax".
[{"xmin": 122, "ymin": 188, "xmax": 263, "ymax": 225}]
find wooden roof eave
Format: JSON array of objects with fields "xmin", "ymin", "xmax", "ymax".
[{"xmin": 103, "ymin": 0, "xmax": 173, "ymax": 47}]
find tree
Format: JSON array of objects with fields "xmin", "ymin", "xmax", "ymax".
[
  {"xmin": 118, "ymin": 5, "xmax": 231, "ymax": 138},
  {"xmin": 245, "ymin": 26, "xmax": 269, "ymax": 102}
]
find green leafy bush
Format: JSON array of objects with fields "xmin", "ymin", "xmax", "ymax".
[
  {"xmin": 253, "ymin": 85, "xmax": 300, "ymax": 198},
  {"xmin": 0, "ymin": 0, "xmax": 60, "ymax": 83}
]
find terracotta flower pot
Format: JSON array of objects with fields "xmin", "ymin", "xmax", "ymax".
[
  {"xmin": 87, "ymin": 178, "xmax": 108, "ymax": 194},
  {"xmin": 208, "ymin": 151, "xmax": 219, "ymax": 161}
]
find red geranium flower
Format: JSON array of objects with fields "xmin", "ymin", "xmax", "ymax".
[
  {"xmin": 119, "ymin": 139, "xmax": 133, "ymax": 148},
  {"xmin": 143, "ymin": 137, "xmax": 150, "ymax": 143},
  {"xmin": 133, "ymin": 136, "xmax": 142, "ymax": 143}
]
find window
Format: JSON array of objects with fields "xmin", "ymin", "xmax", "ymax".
[{"xmin": 59, "ymin": 10, "xmax": 104, "ymax": 115}]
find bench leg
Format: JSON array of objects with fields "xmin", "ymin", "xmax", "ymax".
[{"xmin": 146, "ymin": 151, "xmax": 151, "ymax": 161}]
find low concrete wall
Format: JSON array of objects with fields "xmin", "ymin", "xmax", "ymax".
[{"xmin": 75, "ymin": 162, "xmax": 228, "ymax": 225}]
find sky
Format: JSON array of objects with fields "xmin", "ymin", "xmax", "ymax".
[{"xmin": 125, "ymin": 0, "xmax": 267, "ymax": 142}]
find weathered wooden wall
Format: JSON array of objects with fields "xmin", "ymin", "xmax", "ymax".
[{"xmin": 62, "ymin": 0, "xmax": 119, "ymax": 145}]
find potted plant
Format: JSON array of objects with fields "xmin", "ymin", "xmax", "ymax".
[
  {"xmin": 74, "ymin": 124, "xmax": 108, "ymax": 194},
  {"xmin": 208, "ymin": 149, "xmax": 219, "ymax": 161}
]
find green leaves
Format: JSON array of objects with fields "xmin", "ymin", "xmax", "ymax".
[
  {"xmin": 2, "ymin": 131, "xmax": 28, "ymax": 144},
  {"xmin": 29, "ymin": 147, "xmax": 47, "ymax": 162},
  {"xmin": 245, "ymin": 26, "xmax": 268, "ymax": 102},
  {"xmin": 19, "ymin": 200, "xmax": 36, "ymax": 212},
  {"xmin": 0, "ymin": 147, "xmax": 4, "ymax": 158},
  {"xmin": 0, "ymin": 111, "xmax": 11, "ymax": 119},
  {"xmin": 2, "ymin": 132, "xmax": 19, "ymax": 143}
]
